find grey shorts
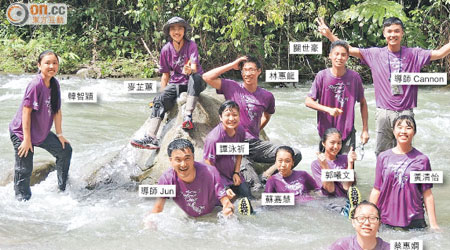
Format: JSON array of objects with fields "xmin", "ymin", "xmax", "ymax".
[{"xmin": 375, "ymin": 108, "xmax": 414, "ymax": 156}]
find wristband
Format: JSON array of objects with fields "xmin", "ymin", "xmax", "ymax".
[
  {"xmin": 57, "ymin": 133, "xmax": 63, "ymax": 137},
  {"xmin": 233, "ymin": 172, "xmax": 240, "ymax": 176}
]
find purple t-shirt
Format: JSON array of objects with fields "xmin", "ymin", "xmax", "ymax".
[
  {"xmin": 374, "ymin": 148, "xmax": 432, "ymax": 227},
  {"xmin": 360, "ymin": 46, "xmax": 431, "ymax": 111},
  {"xmin": 218, "ymin": 79, "xmax": 275, "ymax": 139},
  {"xmin": 311, "ymin": 154, "xmax": 348, "ymax": 198},
  {"xmin": 203, "ymin": 123, "xmax": 246, "ymax": 186},
  {"xmin": 265, "ymin": 170, "xmax": 319, "ymax": 202},
  {"xmin": 158, "ymin": 161, "xmax": 227, "ymax": 217},
  {"xmin": 329, "ymin": 235, "xmax": 390, "ymax": 250},
  {"xmin": 9, "ymin": 74, "xmax": 61, "ymax": 145},
  {"xmin": 159, "ymin": 39, "xmax": 203, "ymax": 85},
  {"xmin": 308, "ymin": 69, "xmax": 364, "ymax": 140}
]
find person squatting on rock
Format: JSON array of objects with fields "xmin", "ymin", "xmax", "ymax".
[
  {"xmin": 9, "ymin": 50, "xmax": 72, "ymax": 201},
  {"xmin": 202, "ymin": 55, "xmax": 302, "ymax": 190},
  {"xmin": 131, "ymin": 16, "xmax": 206, "ymax": 150}
]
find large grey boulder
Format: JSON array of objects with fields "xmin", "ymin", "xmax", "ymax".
[{"xmin": 0, "ymin": 161, "xmax": 56, "ymax": 187}]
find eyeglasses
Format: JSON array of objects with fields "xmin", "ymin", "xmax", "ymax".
[
  {"xmin": 352, "ymin": 216, "xmax": 379, "ymax": 224},
  {"xmin": 241, "ymin": 68, "xmax": 258, "ymax": 74},
  {"xmin": 355, "ymin": 143, "xmax": 364, "ymax": 161}
]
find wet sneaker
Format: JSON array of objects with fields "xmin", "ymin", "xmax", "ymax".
[
  {"xmin": 130, "ymin": 136, "xmax": 160, "ymax": 150},
  {"xmin": 348, "ymin": 185, "xmax": 362, "ymax": 219},
  {"xmin": 238, "ymin": 197, "xmax": 254, "ymax": 215},
  {"xmin": 182, "ymin": 115, "xmax": 194, "ymax": 130}
]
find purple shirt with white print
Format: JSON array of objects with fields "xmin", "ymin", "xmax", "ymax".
[
  {"xmin": 9, "ymin": 74, "xmax": 61, "ymax": 145},
  {"xmin": 203, "ymin": 123, "xmax": 246, "ymax": 186},
  {"xmin": 308, "ymin": 69, "xmax": 364, "ymax": 140},
  {"xmin": 329, "ymin": 235, "xmax": 390, "ymax": 250},
  {"xmin": 374, "ymin": 148, "xmax": 432, "ymax": 227},
  {"xmin": 159, "ymin": 40, "xmax": 203, "ymax": 85},
  {"xmin": 158, "ymin": 161, "xmax": 227, "ymax": 217},
  {"xmin": 311, "ymin": 154, "xmax": 349, "ymax": 198},
  {"xmin": 218, "ymin": 79, "xmax": 275, "ymax": 139},
  {"xmin": 265, "ymin": 170, "xmax": 319, "ymax": 202},
  {"xmin": 360, "ymin": 46, "xmax": 431, "ymax": 111}
]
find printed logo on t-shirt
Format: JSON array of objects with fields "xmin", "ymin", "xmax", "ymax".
[
  {"xmin": 33, "ymin": 101, "xmax": 38, "ymax": 109},
  {"xmin": 282, "ymin": 179, "xmax": 304, "ymax": 195},
  {"xmin": 182, "ymin": 189, "xmax": 205, "ymax": 215},
  {"xmin": 328, "ymin": 82, "xmax": 349, "ymax": 107},
  {"xmin": 243, "ymin": 95, "xmax": 258, "ymax": 121},
  {"xmin": 390, "ymin": 160, "xmax": 410, "ymax": 188},
  {"xmin": 174, "ymin": 55, "xmax": 188, "ymax": 70},
  {"xmin": 45, "ymin": 96, "xmax": 51, "ymax": 115}
]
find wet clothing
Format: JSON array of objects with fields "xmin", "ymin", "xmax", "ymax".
[
  {"xmin": 265, "ymin": 170, "xmax": 318, "ymax": 202},
  {"xmin": 217, "ymin": 79, "xmax": 302, "ymax": 190},
  {"xmin": 359, "ymin": 46, "xmax": 430, "ymax": 111},
  {"xmin": 374, "ymin": 148, "xmax": 432, "ymax": 228},
  {"xmin": 158, "ymin": 161, "xmax": 227, "ymax": 217},
  {"xmin": 308, "ymin": 68, "xmax": 364, "ymax": 141},
  {"xmin": 9, "ymin": 74, "xmax": 61, "ymax": 145},
  {"xmin": 360, "ymin": 46, "xmax": 431, "ymax": 155},
  {"xmin": 311, "ymin": 154, "xmax": 349, "ymax": 198},
  {"xmin": 10, "ymin": 131, "xmax": 72, "ymax": 201},
  {"xmin": 203, "ymin": 123, "xmax": 252, "ymax": 198},
  {"xmin": 9, "ymin": 74, "xmax": 70, "ymax": 201},
  {"xmin": 218, "ymin": 79, "xmax": 275, "ymax": 140},
  {"xmin": 329, "ymin": 235, "xmax": 390, "ymax": 250}
]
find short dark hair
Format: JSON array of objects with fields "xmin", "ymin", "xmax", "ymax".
[
  {"xmin": 167, "ymin": 138, "xmax": 195, "ymax": 157},
  {"xmin": 218, "ymin": 100, "xmax": 240, "ymax": 116},
  {"xmin": 319, "ymin": 128, "xmax": 342, "ymax": 153},
  {"xmin": 239, "ymin": 55, "xmax": 262, "ymax": 70},
  {"xmin": 383, "ymin": 17, "xmax": 404, "ymax": 30},
  {"xmin": 330, "ymin": 40, "xmax": 349, "ymax": 54},
  {"xmin": 393, "ymin": 115, "xmax": 416, "ymax": 135},
  {"xmin": 276, "ymin": 146, "xmax": 295, "ymax": 161},
  {"xmin": 352, "ymin": 200, "xmax": 381, "ymax": 219}
]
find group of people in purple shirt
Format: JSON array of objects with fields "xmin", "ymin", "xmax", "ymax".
[{"xmin": 9, "ymin": 15, "xmax": 449, "ymax": 250}]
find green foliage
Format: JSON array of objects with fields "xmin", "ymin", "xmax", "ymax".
[{"xmin": 0, "ymin": 0, "xmax": 448, "ymax": 79}]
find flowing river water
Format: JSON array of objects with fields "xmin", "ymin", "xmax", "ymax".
[{"xmin": 0, "ymin": 74, "xmax": 449, "ymax": 249}]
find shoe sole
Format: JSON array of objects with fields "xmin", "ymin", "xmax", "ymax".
[
  {"xmin": 238, "ymin": 197, "xmax": 253, "ymax": 215},
  {"xmin": 348, "ymin": 186, "xmax": 361, "ymax": 219},
  {"xmin": 130, "ymin": 141, "xmax": 159, "ymax": 150}
]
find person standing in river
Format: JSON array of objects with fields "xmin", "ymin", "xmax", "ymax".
[
  {"xmin": 305, "ymin": 40, "xmax": 369, "ymax": 154},
  {"xmin": 9, "ymin": 50, "xmax": 72, "ymax": 201},
  {"xmin": 131, "ymin": 16, "xmax": 206, "ymax": 150}
]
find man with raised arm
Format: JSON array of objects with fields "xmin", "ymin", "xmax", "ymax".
[{"xmin": 317, "ymin": 17, "xmax": 450, "ymax": 155}]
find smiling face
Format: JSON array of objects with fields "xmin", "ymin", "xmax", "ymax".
[
  {"xmin": 329, "ymin": 45, "xmax": 349, "ymax": 69},
  {"xmin": 393, "ymin": 119, "xmax": 415, "ymax": 145},
  {"xmin": 383, "ymin": 24, "xmax": 404, "ymax": 49},
  {"xmin": 170, "ymin": 148, "xmax": 196, "ymax": 183},
  {"xmin": 352, "ymin": 205, "xmax": 380, "ymax": 238},
  {"xmin": 276, "ymin": 150, "xmax": 294, "ymax": 178},
  {"xmin": 241, "ymin": 62, "xmax": 261, "ymax": 87},
  {"xmin": 169, "ymin": 23, "xmax": 185, "ymax": 43},
  {"xmin": 38, "ymin": 53, "xmax": 59, "ymax": 80},
  {"xmin": 322, "ymin": 132, "xmax": 342, "ymax": 159},
  {"xmin": 220, "ymin": 107, "xmax": 240, "ymax": 131}
]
